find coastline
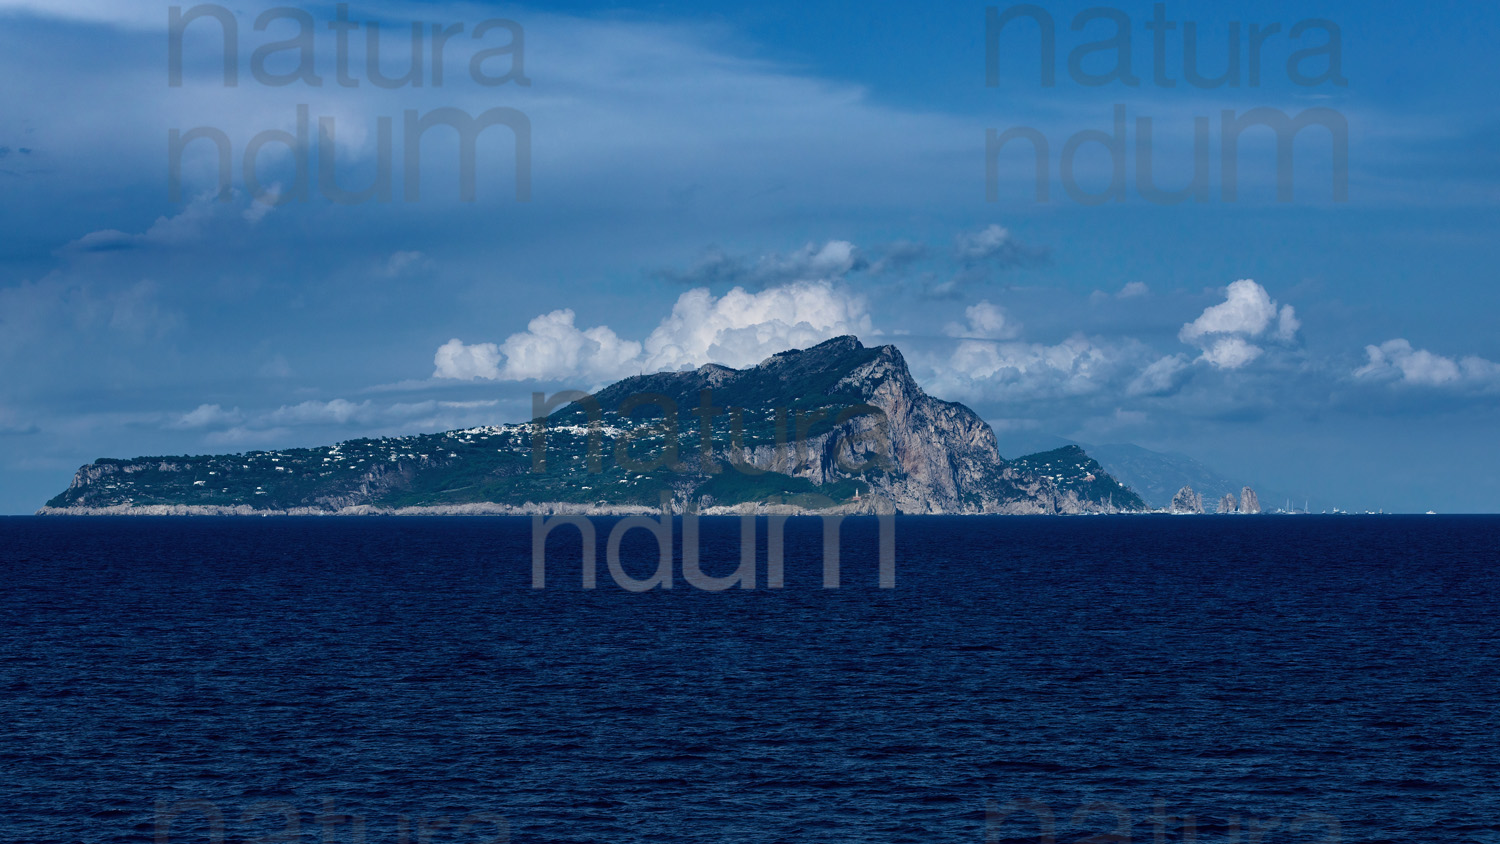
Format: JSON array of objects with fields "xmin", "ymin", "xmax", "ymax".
[
  {"xmin": 32, "ymin": 501, "xmax": 891, "ymax": 518},
  {"xmin": 32, "ymin": 499, "xmax": 1128, "ymax": 517}
]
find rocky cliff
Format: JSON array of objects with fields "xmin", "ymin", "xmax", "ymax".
[
  {"xmin": 41, "ymin": 337, "xmax": 1149, "ymax": 516},
  {"xmin": 1171, "ymin": 485, "xmax": 1205, "ymax": 514},
  {"xmin": 1239, "ymin": 486, "xmax": 1261, "ymax": 514}
]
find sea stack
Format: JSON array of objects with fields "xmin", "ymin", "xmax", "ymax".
[
  {"xmin": 1218, "ymin": 493, "xmax": 1238, "ymax": 514},
  {"xmin": 1171, "ymin": 485, "xmax": 1205, "ymax": 514},
  {"xmin": 1239, "ymin": 487, "xmax": 1261, "ymax": 514}
]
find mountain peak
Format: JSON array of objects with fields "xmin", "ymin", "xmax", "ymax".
[
  {"xmin": 810, "ymin": 335, "xmax": 864, "ymax": 352},
  {"xmin": 759, "ymin": 334, "xmax": 864, "ymax": 367}
]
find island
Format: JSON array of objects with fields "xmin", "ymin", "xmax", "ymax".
[{"xmin": 40, "ymin": 337, "xmax": 1148, "ymax": 516}]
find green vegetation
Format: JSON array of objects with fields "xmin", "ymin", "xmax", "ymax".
[
  {"xmin": 1011, "ymin": 445, "xmax": 1147, "ymax": 510},
  {"xmin": 694, "ymin": 470, "xmax": 867, "ymax": 509}
]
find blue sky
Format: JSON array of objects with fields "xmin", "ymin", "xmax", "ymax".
[{"xmin": 1, "ymin": 0, "xmax": 1498, "ymax": 512}]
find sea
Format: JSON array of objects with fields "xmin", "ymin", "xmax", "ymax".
[{"xmin": 2, "ymin": 515, "xmax": 1498, "ymax": 844}]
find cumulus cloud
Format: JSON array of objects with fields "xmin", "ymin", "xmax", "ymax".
[
  {"xmin": 943, "ymin": 301, "xmax": 1020, "ymax": 340},
  {"xmin": 493, "ymin": 310, "xmax": 643, "ymax": 382},
  {"xmin": 1179, "ymin": 279, "xmax": 1299, "ymax": 369},
  {"xmin": 641, "ymin": 281, "xmax": 872, "ymax": 371},
  {"xmin": 434, "ymin": 339, "xmax": 503, "ymax": 381},
  {"xmin": 434, "ymin": 280, "xmax": 872, "ymax": 384},
  {"xmin": 1354, "ymin": 339, "xmax": 1500, "ymax": 388},
  {"xmin": 1200, "ymin": 336, "xmax": 1265, "ymax": 369},
  {"xmin": 1180, "ymin": 279, "xmax": 1279, "ymax": 340}
]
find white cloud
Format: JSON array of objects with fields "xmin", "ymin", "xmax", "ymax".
[
  {"xmin": 434, "ymin": 280, "xmax": 871, "ymax": 384},
  {"xmin": 1276, "ymin": 304, "xmax": 1301, "ymax": 342},
  {"xmin": 954, "ymin": 224, "xmax": 1017, "ymax": 264},
  {"xmin": 1199, "ymin": 336, "xmax": 1265, "ymax": 369},
  {"xmin": 943, "ymin": 301, "xmax": 1020, "ymax": 340},
  {"xmin": 174, "ymin": 404, "xmax": 244, "ymax": 429},
  {"xmin": 1127, "ymin": 354, "xmax": 1190, "ymax": 397},
  {"xmin": 1179, "ymin": 279, "xmax": 1299, "ymax": 369},
  {"xmin": 1181, "ymin": 279, "xmax": 1278, "ymax": 341},
  {"xmin": 640, "ymin": 281, "xmax": 871, "ymax": 372},
  {"xmin": 434, "ymin": 338, "xmax": 503, "ymax": 380},
  {"xmin": 924, "ymin": 293, "xmax": 1181, "ymax": 405},
  {"xmin": 495, "ymin": 309, "xmax": 643, "ymax": 382},
  {"xmin": 929, "ymin": 335, "xmax": 1143, "ymax": 403},
  {"xmin": 761, "ymin": 241, "xmax": 860, "ymax": 282},
  {"xmin": 1354, "ymin": 339, "xmax": 1500, "ymax": 388}
]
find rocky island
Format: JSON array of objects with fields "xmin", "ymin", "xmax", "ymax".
[
  {"xmin": 1174, "ymin": 484, "xmax": 1264, "ymax": 515},
  {"xmin": 40, "ymin": 337, "xmax": 1148, "ymax": 516}
]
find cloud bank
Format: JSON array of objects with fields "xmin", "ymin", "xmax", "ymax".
[
  {"xmin": 1355, "ymin": 339, "xmax": 1500, "ymax": 389},
  {"xmin": 434, "ymin": 280, "xmax": 872, "ymax": 384}
]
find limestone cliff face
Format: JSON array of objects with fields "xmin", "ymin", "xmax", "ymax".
[
  {"xmin": 1239, "ymin": 487, "xmax": 1262, "ymax": 514},
  {"xmin": 1171, "ymin": 485, "xmax": 1205, "ymax": 514},
  {"xmin": 697, "ymin": 339, "xmax": 1126, "ymax": 514},
  {"xmin": 1218, "ymin": 493, "xmax": 1238, "ymax": 514}
]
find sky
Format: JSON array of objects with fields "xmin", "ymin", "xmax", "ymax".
[{"xmin": 1, "ymin": 0, "xmax": 1498, "ymax": 513}]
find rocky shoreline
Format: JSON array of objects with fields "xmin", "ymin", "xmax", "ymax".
[
  {"xmin": 33, "ymin": 499, "xmax": 1127, "ymax": 517},
  {"xmin": 34, "ymin": 501, "xmax": 885, "ymax": 518}
]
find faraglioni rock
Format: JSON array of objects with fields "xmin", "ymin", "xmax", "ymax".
[
  {"xmin": 1171, "ymin": 485, "xmax": 1205, "ymax": 514},
  {"xmin": 40, "ymin": 336, "xmax": 1149, "ymax": 516},
  {"xmin": 1217, "ymin": 493, "xmax": 1238, "ymax": 514},
  {"xmin": 1239, "ymin": 486, "xmax": 1261, "ymax": 514}
]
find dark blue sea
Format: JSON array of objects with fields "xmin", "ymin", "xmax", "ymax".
[{"xmin": 2, "ymin": 515, "xmax": 1498, "ymax": 844}]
